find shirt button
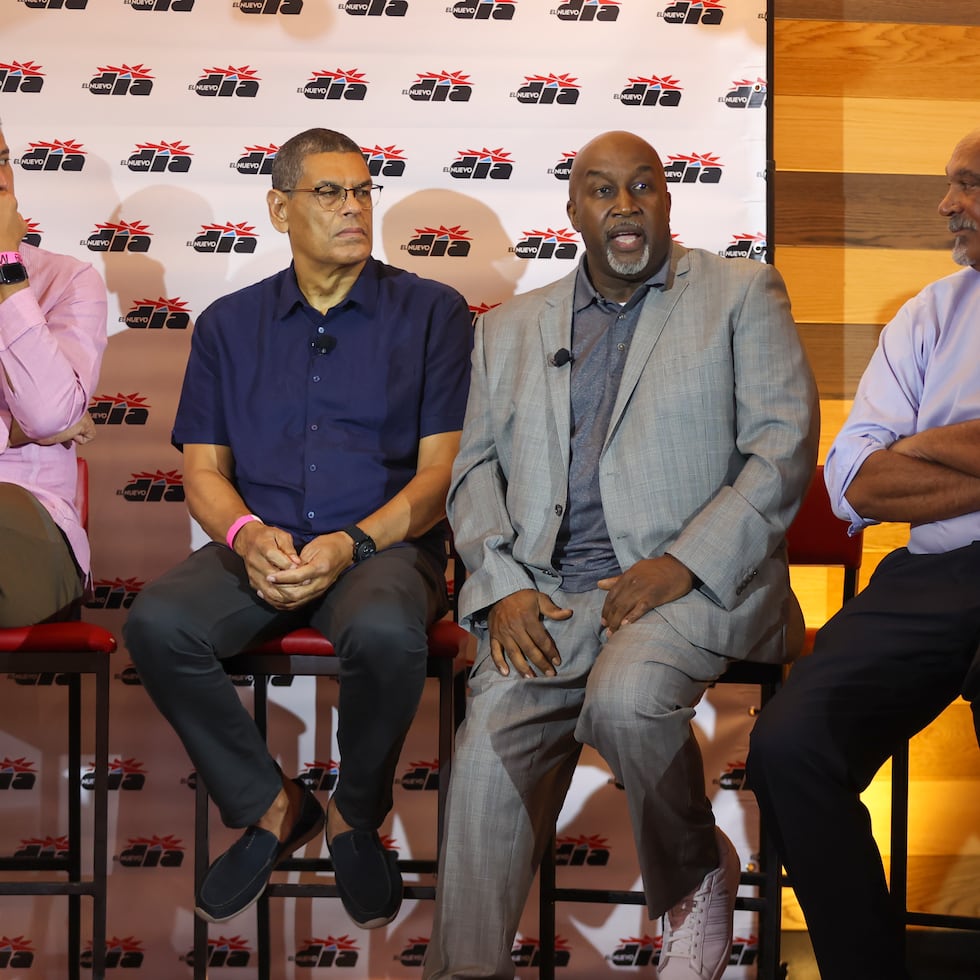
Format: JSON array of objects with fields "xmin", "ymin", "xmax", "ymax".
[
  {"xmin": 307, "ymin": 510, "xmax": 315, "ymax": 519},
  {"xmin": 317, "ymin": 326, "xmax": 326, "ymax": 334},
  {"xmin": 313, "ymin": 375, "xmax": 320, "ymax": 383},
  {"xmin": 310, "ymin": 423, "xmax": 318, "ymax": 431},
  {"xmin": 617, "ymin": 343, "xmax": 626, "ymax": 351},
  {"xmin": 309, "ymin": 464, "xmax": 317, "ymax": 472}
]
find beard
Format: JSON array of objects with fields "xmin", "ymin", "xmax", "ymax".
[
  {"xmin": 949, "ymin": 217, "xmax": 977, "ymax": 266},
  {"xmin": 605, "ymin": 241, "xmax": 650, "ymax": 277}
]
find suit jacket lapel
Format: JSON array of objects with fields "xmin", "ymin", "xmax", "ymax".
[
  {"xmin": 605, "ymin": 246, "xmax": 690, "ymax": 451},
  {"xmin": 539, "ymin": 276, "xmax": 575, "ymax": 477}
]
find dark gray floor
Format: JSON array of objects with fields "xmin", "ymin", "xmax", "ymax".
[{"xmin": 780, "ymin": 929, "xmax": 980, "ymax": 979}]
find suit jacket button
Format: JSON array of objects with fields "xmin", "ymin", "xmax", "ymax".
[{"xmin": 555, "ymin": 504, "xmax": 564, "ymax": 516}]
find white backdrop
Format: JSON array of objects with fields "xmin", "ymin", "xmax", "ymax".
[{"xmin": 1, "ymin": 1, "xmax": 771, "ymax": 976}]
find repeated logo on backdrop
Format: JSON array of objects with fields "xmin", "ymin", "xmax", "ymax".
[
  {"xmin": 123, "ymin": 141, "xmax": 193, "ymax": 174},
  {"xmin": 301, "ymin": 69, "xmax": 369, "ymax": 101},
  {"xmin": 17, "ymin": 139, "xmax": 86, "ymax": 171},
  {"xmin": 232, "ymin": 143, "xmax": 278, "ymax": 175},
  {"xmin": 452, "ymin": 0, "xmax": 516, "ymax": 19},
  {"xmin": 0, "ymin": 61, "xmax": 45, "ymax": 93},
  {"xmin": 85, "ymin": 64, "xmax": 154, "ymax": 97},
  {"xmin": 447, "ymin": 147, "xmax": 514, "ymax": 180},
  {"xmin": 406, "ymin": 71, "xmax": 473, "ymax": 102}
]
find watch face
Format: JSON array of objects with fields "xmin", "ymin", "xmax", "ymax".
[
  {"xmin": 0, "ymin": 262, "xmax": 27, "ymax": 285},
  {"xmin": 355, "ymin": 540, "xmax": 377, "ymax": 561}
]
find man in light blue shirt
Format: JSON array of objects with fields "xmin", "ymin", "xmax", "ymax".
[{"xmin": 747, "ymin": 128, "xmax": 980, "ymax": 980}]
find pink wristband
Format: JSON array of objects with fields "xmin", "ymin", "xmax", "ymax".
[{"xmin": 226, "ymin": 514, "xmax": 262, "ymax": 549}]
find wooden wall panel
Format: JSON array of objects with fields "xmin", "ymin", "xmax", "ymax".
[
  {"xmin": 775, "ymin": 96, "xmax": 980, "ymax": 174},
  {"xmin": 776, "ymin": 172, "xmax": 949, "ymax": 248},
  {"xmin": 777, "ymin": 246, "xmax": 956, "ymax": 324},
  {"xmin": 775, "ymin": 0, "xmax": 979, "ymax": 26},
  {"xmin": 776, "ymin": 21, "xmax": 980, "ymax": 101}
]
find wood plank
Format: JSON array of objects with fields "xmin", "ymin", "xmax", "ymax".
[
  {"xmin": 775, "ymin": 20, "xmax": 980, "ymax": 101},
  {"xmin": 774, "ymin": 95, "xmax": 980, "ymax": 174},
  {"xmin": 908, "ymin": 701, "xmax": 980, "ymax": 782},
  {"xmin": 775, "ymin": 246, "xmax": 960, "ymax": 325},
  {"xmin": 775, "ymin": 0, "xmax": 980, "ymax": 27},
  {"xmin": 797, "ymin": 322, "xmax": 880, "ymax": 398},
  {"xmin": 775, "ymin": 172, "xmax": 951, "ymax": 249}
]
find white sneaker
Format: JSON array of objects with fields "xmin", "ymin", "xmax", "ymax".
[{"xmin": 657, "ymin": 827, "xmax": 741, "ymax": 980}]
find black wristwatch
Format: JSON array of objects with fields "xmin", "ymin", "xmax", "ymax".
[
  {"xmin": 0, "ymin": 251, "xmax": 28, "ymax": 286},
  {"xmin": 344, "ymin": 524, "xmax": 377, "ymax": 563}
]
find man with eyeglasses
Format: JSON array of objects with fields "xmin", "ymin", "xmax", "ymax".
[
  {"xmin": 125, "ymin": 128, "xmax": 472, "ymax": 930},
  {"xmin": 0, "ymin": 117, "xmax": 107, "ymax": 627}
]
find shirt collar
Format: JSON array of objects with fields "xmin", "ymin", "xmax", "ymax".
[
  {"xmin": 275, "ymin": 256, "xmax": 381, "ymax": 321},
  {"xmin": 573, "ymin": 245, "xmax": 672, "ymax": 315}
]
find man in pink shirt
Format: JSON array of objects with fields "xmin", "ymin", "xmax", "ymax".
[{"xmin": 0, "ymin": 120, "xmax": 107, "ymax": 625}]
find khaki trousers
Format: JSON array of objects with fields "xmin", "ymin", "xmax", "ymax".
[{"xmin": 0, "ymin": 482, "xmax": 82, "ymax": 626}]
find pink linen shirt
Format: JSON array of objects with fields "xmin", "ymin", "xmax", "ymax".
[{"xmin": 0, "ymin": 241, "xmax": 107, "ymax": 577}]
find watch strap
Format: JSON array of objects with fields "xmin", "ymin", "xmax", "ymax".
[
  {"xmin": 343, "ymin": 524, "xmax": 376, "ymax": 562},
  {"xmin": 0, "ymin": 252, "xmax": 24, "ymax": 265}
]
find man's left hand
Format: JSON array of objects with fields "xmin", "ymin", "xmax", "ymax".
[
  {"xmin": 598, "ymin": 554, "xmax": 694, "ymax": 633},
  {"xmin": 262, "ymin": 531, "xmax": 352, "ymax": 609}
]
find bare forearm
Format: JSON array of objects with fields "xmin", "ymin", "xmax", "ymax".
[
  {"xmin": 358, "ymin": 462, "xmax": 452, "ymax": 551},
  {"xmin": 845, "ymin": 447, "xmax": 980, "ymax": 524},
  {"xmin": 891, "ymin": 420, "xmax": 980, "ymax": 478},
  {"xmin": 184, "ymin": 468, "xmax": 252, "ymax": 543}
]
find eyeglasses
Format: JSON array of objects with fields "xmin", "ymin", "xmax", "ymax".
[{"xmin": 282, "ymin": 183, "xmax": 383, "ymax": 212}]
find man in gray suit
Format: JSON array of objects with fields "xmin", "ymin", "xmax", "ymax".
[{"xmin": 424, "ymin": 131, "xmax": 818, "ymax": 980}]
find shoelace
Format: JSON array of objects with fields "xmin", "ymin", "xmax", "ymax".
[{"xmin": 661, "ymin": 892, "xmax": 707, "ymax": 966}]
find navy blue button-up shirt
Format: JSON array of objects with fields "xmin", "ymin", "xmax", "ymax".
[{"xmin": 173, "ymin": 257, "xmax": 472, "ymax": 548}]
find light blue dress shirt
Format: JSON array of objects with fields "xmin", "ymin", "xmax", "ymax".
[{"xmin": 825, "ymin": 265, "xmax": 980, "ymax": 554}]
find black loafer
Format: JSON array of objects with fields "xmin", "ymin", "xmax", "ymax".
[
  {"xmin": 327, "ymin": 826, "xmax": 402, "ymax": 929},
  {"xmin": 195, "ymin": 778, "xmax": 324, "ymax": 923}
]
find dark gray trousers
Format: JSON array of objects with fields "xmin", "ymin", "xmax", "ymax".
[
  {"xmin": 747, "ymin": 542, "xmax": 980, "ymax": 980},
  {"xmin": 124, "ymin": 541, "xmax": 446, "ymax": 829}
]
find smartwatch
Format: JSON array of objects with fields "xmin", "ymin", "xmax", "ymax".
[
  {"xmin": 344, "ymin": 524, "xmax": 377, "ymax": 563},
  {"xmin": 0, "ymin": 251, "xmax": 27, "ymax": 286}
]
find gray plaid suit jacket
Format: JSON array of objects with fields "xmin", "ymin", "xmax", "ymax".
[{"xmin": 448, "ymin": 244, "xmax": 819, "ymax": 664}]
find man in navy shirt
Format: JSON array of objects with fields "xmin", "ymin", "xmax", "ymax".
[{"xmin": 125, "ymin": 128, "xmax": 472, "ymax": 930}]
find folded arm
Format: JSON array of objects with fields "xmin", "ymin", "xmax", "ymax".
[
  {"xmin": 845, "ymin": 424, "xmax": 980, "ymax": 524},
  {"xmin": 0, "ymin": 240, "xmax": 107, "ymax": 452}
]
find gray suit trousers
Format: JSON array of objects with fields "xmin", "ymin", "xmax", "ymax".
[{"xmin": 425, "ymin": 588, "xmax": 729, "ymax": 980}]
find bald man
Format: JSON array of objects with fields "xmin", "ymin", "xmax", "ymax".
[{"xmin": 425, "ymin": 131, "xmax": 817, "ymax": 980}]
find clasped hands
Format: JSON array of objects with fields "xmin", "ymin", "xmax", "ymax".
[
  {"xmin": 233, "ymin": 522, "xmax": 352, "ymax": 611},
  {"xmin": 487, "ymin": 554, "xmax": 694, "ymax": 678}
]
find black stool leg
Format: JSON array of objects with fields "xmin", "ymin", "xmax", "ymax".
[
  {"xmin": 538, "ymin": 838, "xmax": 556, "ymax": 980},
  {"xmin": 890, "ymin": 740, "xmax": 910, "ymax": 958},
  {"xmin": 193, "ymin": 776, "xmax": 210, "ymax": 980},
  {"xmin": 91, "ymin": 660, "xmax": 109, "ymax": 980},
  {"xmin": 67, "ymin": 672, "xmax": 82, "ymax": 980},
  {"xmin": 253, "ymin": 677, "xmax": 272, "ymax": 978}
]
